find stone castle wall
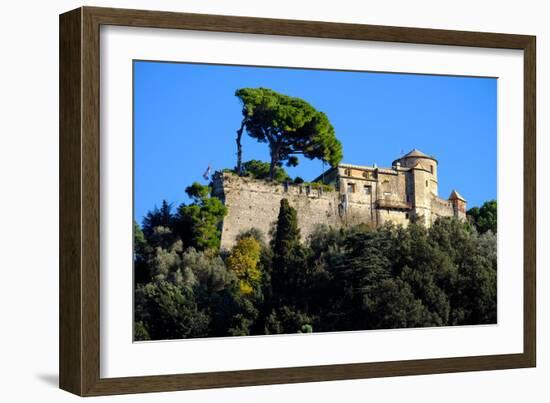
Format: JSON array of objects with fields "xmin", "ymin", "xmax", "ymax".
[
  {"xmin": 212, "ymin": 173, "xmax": 374, "ymax": 250},
  {"xmin": 430, "ymin": 196, "xmax": 455, "ymax": 219},
  {"xmin": 212, "ymin": 170, "xmax": 464, "ymax": 250}
]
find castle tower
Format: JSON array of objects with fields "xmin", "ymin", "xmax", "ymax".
[
  {"xmin": 393, "ymin": 149, "xmax": 438, "ymax": 226},
  {"xmin": 448, "ymin": 190, "xmax": 467, "ymax": 220}
]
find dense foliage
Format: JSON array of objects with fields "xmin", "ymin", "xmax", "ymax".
[
  {"xmin": 233, "ymin": 159, "xmax": 291, "ymax": 183},
  {"xmin": 467, "ymin": 199, "xmax": 497, "ymax": 234},
  {"xmin": 234, "ymin": 88, "xmax": 343, "ymax": 179},
  {"xmin": 135, "ymin": 193, "xmax": 497, "ymax": 340}
]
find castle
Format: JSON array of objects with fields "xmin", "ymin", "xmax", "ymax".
[{"xmin": 212, "ymin": 149, "xmax": 466, "ymax": 250}]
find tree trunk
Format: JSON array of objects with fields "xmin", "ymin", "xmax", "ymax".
[
  {"xmin": 235, "ymin": 120, "xmax": 245, "ymax": 175},
  {"xmin": 269, "ymin": 143, "xmax": 281, "ymax": 180}
]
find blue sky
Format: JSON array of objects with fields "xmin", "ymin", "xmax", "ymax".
[{"xmin": 134, "ymin": 61, "xmax": 497, "ymax": 223}]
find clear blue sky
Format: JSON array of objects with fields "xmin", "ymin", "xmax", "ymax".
[{"xmin": 134, "ymin": 61, "xmax": 496, "ymax": 223}]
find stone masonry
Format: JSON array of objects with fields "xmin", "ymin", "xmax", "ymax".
[{"xmin": 212, "ymin": 149, "xmax": 466, "ymax": 250}]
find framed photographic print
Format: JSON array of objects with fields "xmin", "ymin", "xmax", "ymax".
[{"xmin": 59, "ymin": 6, "xmax": 536, "ymax": 396}]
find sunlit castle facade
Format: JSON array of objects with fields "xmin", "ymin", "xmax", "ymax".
[
  {"xmin": 213, "ymin": 149, "xmax": 466, "ymax": 249},
  {"xmin": 313, "ymin": 149, "xmax": 467, "ymax": 228}
]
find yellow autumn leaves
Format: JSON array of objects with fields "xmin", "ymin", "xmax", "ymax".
[{"xmin": 226, "ymin": 236, "xmax": 262, "ymax": 296}]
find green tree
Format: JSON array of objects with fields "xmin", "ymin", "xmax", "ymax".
[
  {"xmin": 235, "ymin": 87, "xmax": 343, "ymax": 179},
  {"xmin": 271, "ymin": 199, "xmax": 308, "ymax": 307},
  {"xmin": 239, "ymin": 159, "xmax": 290, "ymax": 183},
  {"xmin": 183, "ymin": 248, "xmax": 234, "ymax": 291},
  {"xmin": 477, "ymin": 199, "xmax": 497, "ymax": 234},
  {"xmin": 272, "ymin": 199, "xmax": 301, "ymax": 259},
  {"xmin": 134, "ymin": 281, "xmax": 209, "ymax": 340},
  {"xmin": 142, "ymin": 200, "xmax": 173, "ymax": 239},
  {"xmin": 175, "ymin": 248, "xmax": 258, "ymax": 337},
  {"xmin": 467, "ymin": 200, "xmax": 497, "ymax": 234},
  {"xmin": 134, "ymin": 220, "xmax": 152, "ymax": 284},
  {"xmin": 147, "ymin": 239, "xmax": 190, "ymax": 285},
  {"xmin": 134, "ymin": 321, "xmax": 151, "ymax": 341},
  {"xmin": 207, "ymin": 288, "xmax": 259, "ymax": 337},
  {"xmin": 426, "ymin": 218, "xmax": 496, "ymax": 325},
  {"xmin": 365, "ymin": 277, "xmax": 432, "ymax": 329},
  {"xmin": 392, "ymin": 222, "xmax": 452, "ymax": 326},
  {"xmin": 264, "ymin": 306, "xmax": 314, "ymax": 335},
  {"xmin": 317, "ymin": 227, "xmax": 396, "ymax": 331},
  {"xmin": 268, "ymin": 199, "xmax": 324, "ymax": 314},
  {"xmin": 174, "ymin": 183, "xmax": 227, "ymax": 250}
]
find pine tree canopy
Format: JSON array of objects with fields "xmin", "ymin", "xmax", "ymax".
[{"xmin": 235, "ymin": 87, "xmax": 343, "ymax": 179}]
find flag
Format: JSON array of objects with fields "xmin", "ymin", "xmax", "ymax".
[{"xmin": 202, "ymin": 165, "xmax": 212, "ymax": 180}]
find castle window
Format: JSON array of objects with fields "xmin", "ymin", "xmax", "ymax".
[
  {"xmin": 363, "ymin": 171, "xmax": 370, "ymax": 179},
  {"xmin": 347, "ymin": 183, "xmax": 356, "ymax": 193},
  {"xmin": 363, "ymin": 185, "xmax": 371, "ymax": 195},
  {"xmin": 430, "ymin": 165, "xmax": 434, "ymax": 174},
  {"xmin": 426, "ymin": 180, "xmax": 429, "ymax": 187},
  {"xmin": 344, "ymin": 168, "xmax": 351, "ymax": 176},
  {"xmin": 406, "ymin": 213, "xmax": 410, "ymax": 219}
]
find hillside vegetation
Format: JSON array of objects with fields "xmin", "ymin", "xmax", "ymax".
[{"xmin": 134, "ymin": 183, "xmax": 497, "ymax": 340}]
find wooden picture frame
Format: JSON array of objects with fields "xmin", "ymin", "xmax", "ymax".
[{"xmin": 59, "ymin": 6, "xmax": 536, "ymax": 396}]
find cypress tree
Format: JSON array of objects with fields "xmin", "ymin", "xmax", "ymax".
[
  {"xmin": 273, "ymin": 199, "xmax": 300, "ymax": 258},
  {"xmin": 271, "ymin": 199, "xmax": 305, "ymax": 307}
]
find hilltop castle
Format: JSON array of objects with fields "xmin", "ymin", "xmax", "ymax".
[{"xmin": 212, "ymin": 149, "xmax": 466, "ymax": 250}]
